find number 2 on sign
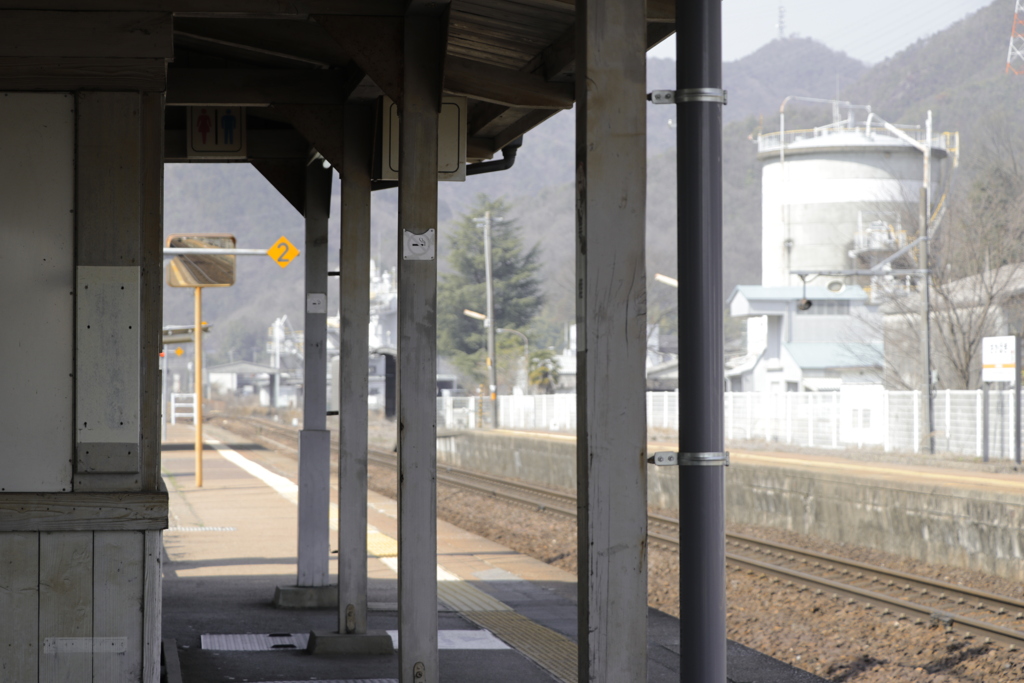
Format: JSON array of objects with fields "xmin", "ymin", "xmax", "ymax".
[{"xmin": 267, "ymin": 236, "xmax": 299, "ymax": 268}]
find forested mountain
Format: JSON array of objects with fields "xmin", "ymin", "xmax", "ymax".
[{"xmin": 164, "ymin": 0, "xmax": 1021, "ymax": 363}]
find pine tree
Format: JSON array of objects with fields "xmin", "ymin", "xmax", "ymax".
[{"xmin": 438, "ymin": 195, "xmax": 543, "ymax": 388}]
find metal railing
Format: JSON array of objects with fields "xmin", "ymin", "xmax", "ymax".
[{"xmin": 757, "ymin": 126, "xmax": 953, "ymax": 155}]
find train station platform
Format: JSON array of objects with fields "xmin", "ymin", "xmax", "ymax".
[{"xmin": 159, "ymin": 423, "xmax": 823, "ymax": 682}]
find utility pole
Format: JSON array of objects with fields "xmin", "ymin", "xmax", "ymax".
[
  {"xmin": 921, "ymin": 111, "xmax": 935, "ymax": 455},
  {"xmin": 482, "ymin": 211, "xmax": 498, "ymax": 428},
  {"xmin": 194, "ymin": 286, "xmax": 204, "ymax": 487},
  {"xmin": 497, "ymin": 327, "xmax": 529, "ymax": 393},
  {"xmin": 273, "ymin": 316, "xmax": 283, "ymax": 409}
]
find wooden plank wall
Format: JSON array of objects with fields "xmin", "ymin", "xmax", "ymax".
[
  {"xmin": 0, "ymin": 10, "xmax": 170, "ymax": 683},
  {"xmin": 0, "ymin": 531, "xmax": 156, "ymax": 681}
]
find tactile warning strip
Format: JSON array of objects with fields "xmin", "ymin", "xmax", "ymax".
[
  {"xmin": 436, "ymin": 578, "xmax": 511, "ymax": 613},
  {"xmin": 367, "ymin": 528, "xmax": 398, "ymax": 558},
  {"xmin": 462, "ymin": 611, "xmax": 577, "ymax": 683},
  {"xmin": 378, "ymin": 550, "xmax": 578, "ymax": 682}
]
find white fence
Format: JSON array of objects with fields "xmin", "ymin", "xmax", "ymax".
[
  {"xmin": 438, "ymin": 387, "xmax": 1020, "ymax": 459},
  {"xmin": 170, "ymin": 392, "xmax": 196, "ymax": 425}
]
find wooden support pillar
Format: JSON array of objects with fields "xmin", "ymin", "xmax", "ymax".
[
  {"xmin": 574, "ymin": 0, "xmax": 649, "ymax": 681},
  {"xmin": 397, "ymin": 12, "xmax": 444, "ymax": 683},
  {"xmin": 338, "ymin": 105, "xmax": 373, "ymax": 634},
  {"xmin": 297, "ymin": 159, "xmax": 333, "ymax": 588},
  {"xmin": 307, "ymin": 101, "xmax": 392, "ymax": 656}
]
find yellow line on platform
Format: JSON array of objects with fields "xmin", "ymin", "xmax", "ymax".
[
  {"xmin": 492, "ymin": 429, "xmax": 1024, "ymax": 493},
  {"xmin": 378, "ymin": 548, "xmax": 577, "ymax": 682}
]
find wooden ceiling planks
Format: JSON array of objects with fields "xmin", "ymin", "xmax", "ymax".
[
  {"xmin": 158, "ymin": 0, "xmax": 672, "ymax": 159},
  {"xmin": 173, "ymin": 17, "xmax": 353, "ymax": 67}
]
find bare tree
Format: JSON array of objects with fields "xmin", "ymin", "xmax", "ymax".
[{"xmin": 880, "ymin": 130, "xmax": 1024, "ymax": 390}]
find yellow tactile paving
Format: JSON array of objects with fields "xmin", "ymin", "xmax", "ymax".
[
  {"xmin": 367, "ymin": 529, "xmax": 398, "ymax": 558},
  {"xmin": 436, "ymin": 578, "xmax": 511, "ymax": 613},
  {"xmin": 374, "ymin": 528, "xmax": 577, "ymax": 683},
  {"xmin": 465, "ymin": 611, "xmax": 577, "ymax": 683}
]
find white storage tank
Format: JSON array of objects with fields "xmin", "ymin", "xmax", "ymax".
[{"xmin": 757, "ymin": 103, "xmax": 954, "ymax": 287}]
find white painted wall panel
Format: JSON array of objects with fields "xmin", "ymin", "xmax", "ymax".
[
  {"xmin": 76, "ymin": 266, "xmax": 141, "ymax": 444},
  {"xmin": 0, "ymin": 93, "xmax": 74, "ymax": 492}
]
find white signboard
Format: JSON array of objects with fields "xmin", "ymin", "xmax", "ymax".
[
  {"xmin": 982, "ymin": 335, "xmax": 1017, "ymax": 383},
  {"xmin": 187, "ymin": 106, "xmax": 246, "ymax": 159}
]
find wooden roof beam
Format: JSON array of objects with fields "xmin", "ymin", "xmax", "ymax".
[
  {"xmin": 0, "ymin": 2, "xmax": 405, "ymax": 16},
  {"xmin": 314, "ymin": 15, "xmax": 404, "ymax": 105},
  {"xmin": 444, "ymin": 55, "xmax": 572, "ymax": 109},
  {"xmin": 271, "ymin": 102, "xmax": 352, "ymax": 168},
  {"xmin": 166, "ymin": 65, "xmax": 363, "ymax": 105},
  {"xmin": 544, "ymin": 0, "xmax": 674, "ymax": 22}
]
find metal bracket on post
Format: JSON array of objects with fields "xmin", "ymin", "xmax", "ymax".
[
  {"xmin": 647, "ymin": 88, "xmax": 728, "ymax": 105},
  {"xmin": 647, "ymin": 451, "xmax": 729, "ymax": 467}
]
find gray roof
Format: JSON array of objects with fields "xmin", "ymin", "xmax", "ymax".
[
  {"xmin": 730, "ymin": 285, "xmax": 868, "ymax": 303},
  {"xmin": 785, "ymin": 342, "xmax": 883, "ymax": 369},
  {"xmin": 207, "ymin": 361, "xmax": 279, "ymax": 375}
]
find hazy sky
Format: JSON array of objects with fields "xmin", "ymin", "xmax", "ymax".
[{"xmin": 649, "ymin": 0, "xmax": 997, "ymax": 64}]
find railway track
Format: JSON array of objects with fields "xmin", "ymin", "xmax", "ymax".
[{"xmin": 216, "ymin": 415, "xmax": 1024, "ymax": 649}]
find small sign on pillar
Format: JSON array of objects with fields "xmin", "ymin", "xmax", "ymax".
[{"xmin": 187, "ymin": 106, "xmax": 246, "ymax": 159}]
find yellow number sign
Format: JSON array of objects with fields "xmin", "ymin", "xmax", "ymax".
[{"xmin": 268, "ymin": 236, "xmax": 300, "ymax": 268}]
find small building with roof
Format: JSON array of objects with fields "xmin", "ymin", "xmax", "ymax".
[{"xmin": 727, "ymin": 284, "xmax": 883, "ymax": 392}]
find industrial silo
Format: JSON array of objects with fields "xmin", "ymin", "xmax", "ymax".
[{"xmin": 757, "ymin": 100, "xmax": 955, "ymax": 288}]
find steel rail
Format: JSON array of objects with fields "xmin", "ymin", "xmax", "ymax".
[
  {"xmin": 727, "ymin": 533, "xmax": 1024, "ymax": 622},
  {"xmin": 728, "ymin": 554, "xmax": 1024, "ymax": 649},
  {"xmin": 217, "ymin": 416, "xmax": 1024, "ymax": 647}
]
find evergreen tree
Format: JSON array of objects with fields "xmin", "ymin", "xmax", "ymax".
[{"xmin": 438, "ymin": 195, "xmax": 543, "ymax": 388}]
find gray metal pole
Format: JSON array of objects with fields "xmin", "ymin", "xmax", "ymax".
[
  {"xmin": 1016, "ymin": 335, "xmax": 1021, "ymax": 464},
  {"xmin": 984, "ymin": 382, "xmax": 990, "ymax": 462},
  {"xmin": 397, "ymin": 12, "xmax": 443, "ymax": 683},
  {"xmin": 920, "ymin": 186, "xmax": 935, "ymax": 454},
  {"xmin": 676, "ymin": 0, "xmax": 728, "ymax": 681},
  {"xmin": 484, "ymin": 210, "xmax": 498, "ymax": 426},
  {"xmin": 297, "ymin": 159, "xmax": 333, "ymax": 588}
]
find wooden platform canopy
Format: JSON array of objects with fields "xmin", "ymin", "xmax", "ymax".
[{"xmin": 0, "ymin": 2, "xmax": 732, "ymax": 682}]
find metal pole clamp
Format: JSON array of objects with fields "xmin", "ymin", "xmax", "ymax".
[
  {"xmin": 647, "ymin": 451, "xmax": 730, "ymax": 467},
  {"xmin": 647, "ymin": 88, "xmax": 728, "ymax": 105}
]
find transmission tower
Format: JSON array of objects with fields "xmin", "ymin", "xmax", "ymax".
[
  {"xmin": 1007, "ymin": 0, "xmax": 1024, "ymax": 74},
  {"xmin": 777, "ymin": 6, "xmax": 786, "ymax": 40}
]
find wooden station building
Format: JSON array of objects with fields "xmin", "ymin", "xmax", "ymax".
[{"xmin": 0, "ymin": 1, "xmax": 726, "ymax": 682}]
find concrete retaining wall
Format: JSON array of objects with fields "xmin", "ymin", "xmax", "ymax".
[{"xmin": 438, "ymin": 431, "xmax": 1024, "ymax": 581}]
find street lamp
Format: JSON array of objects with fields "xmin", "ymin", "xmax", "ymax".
[{"xmin": 654, "ymin": 273, "xmax": 679, "ymax": 288}]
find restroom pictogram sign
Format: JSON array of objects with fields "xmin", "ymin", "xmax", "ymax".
[{"xmin": 187, "ymin": 106, "xmax": 246, "ymax": 159}]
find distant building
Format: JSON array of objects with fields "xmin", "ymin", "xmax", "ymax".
[
  {"xmin": 556, "ymin": 323, "xmax": 680, "ymax": 392},
  {"xmin": 727, "ymin": 285, "xmax": 883, "ymax": 392},
  {"xmin": 757, "ymin": 102, "xmax": 952, "ymax": 289}
]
